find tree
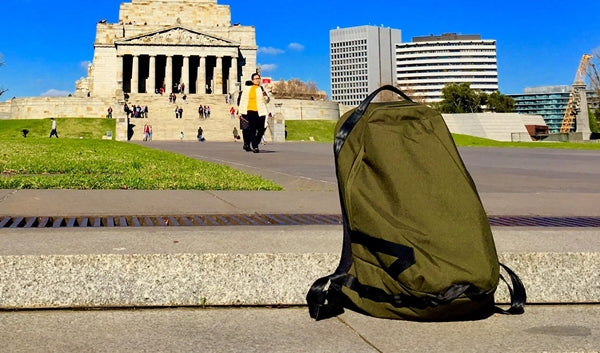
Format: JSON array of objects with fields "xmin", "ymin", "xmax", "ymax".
[
  {"xmin": 398, "ymin": 84, "xmax": 427, "ymax": 104},
  {"xmin": 486, "ymin": 91, "xmax": 515, "ymax": 112},
  {"xmin": 589, "ymin": 107, "xmax": 599, "ymax": 134},
  {"xmin": 437, "ymin": 82, "xmax": 485, "ymax": 113},
  {"xmin": 271, "ymin": 79, "xmax": 327, "ymax": 100},
  {"xmin": 377, "ymin": 84, "xmax": 427, "ymax": 104},
  {"xmin": 0, "ymin": 54, "xmax": 6, "ymax": 97}
]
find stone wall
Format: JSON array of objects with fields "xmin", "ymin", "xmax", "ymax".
[
  {"xmin": 0, "ymin": 97, "xmax": 116, "ymax": 119},
  {"xmin": 119, "ymin": 0, "xmax": 229, "ymax": 27},
  {"xmin": 0, "ymin": 97, "xmax": 341, "ymax": 121},
  {"xmin": 270, "ymin": 99, "xmax": 340, "ymax": 121},
  {"xmin": 442, "ymin": 113, "xmax": 546, "ymax": 141}
]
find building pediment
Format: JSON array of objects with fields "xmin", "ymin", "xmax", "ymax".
[{"xmin": 116, "ymin": 26, "xmax": 237, "ymax": 47}]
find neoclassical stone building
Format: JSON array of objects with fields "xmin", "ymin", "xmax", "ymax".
[
  {"xmin": 0, "ymin": 0, "xmax": 340, "ymax": 142},
  {"xmin": 77, "ymin": 0, "xmax": 257, "ymax": 98}
]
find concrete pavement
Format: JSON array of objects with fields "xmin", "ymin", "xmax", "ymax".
[{"xmin": 1, "ymin": 306, "xmax": 599, "ymax": 353}]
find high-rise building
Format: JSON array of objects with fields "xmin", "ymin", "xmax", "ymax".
[
  {"xmin": 396, "ymin": 33, "xmax": 498, "ymax": 103},
  {"xmin": 330, "ymin": 25, "xmax": 401, "ymax": 106}
]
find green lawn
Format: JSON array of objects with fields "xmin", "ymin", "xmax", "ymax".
[
  {"xmin": 285, "ymin": 120, "xmax": 337, "ymax": 142},
  {"xmin": 452, "ymin": 133, "xmax": 600, "ymax": 150},
  {"xmin": 0, "ymin": 118, "xmax": 281, "ymax": 190},
  {"xmin": 286, "ymin": 120, "xmax": 600, "ymax": 150},
  {"xmin": 0, "ymin": 117, "xmax": 116, "ymax": 140},
  {"xmin": 2, "ymin": 117, "xmax": 600, "ymax": 190}
]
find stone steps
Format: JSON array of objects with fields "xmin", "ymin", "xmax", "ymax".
[{"xmin": 123, "ymin": 93, "xmax": 262, "ymax": 141}]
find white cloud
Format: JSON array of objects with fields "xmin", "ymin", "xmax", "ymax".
[
  {"xmin": 80, "ymin": 61, "xmax": 92, "ymax": 71},
  {"xmin": 41, "ymin": 89, "xmax": 72, "ymax": 97},
  {"xmin": 288, "ymin": 42, "xmax": 305, "ymax": 51},
  {"xmin": 258, "ymin": 47, "xmax": 284, "ymax": 55},
  {"xmin": 259, "ymin": 64, "xmax": 277, "ymax": 73}
]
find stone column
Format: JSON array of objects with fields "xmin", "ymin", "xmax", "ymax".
[
  {"xmin": 229, "ymin": 56, "xmax": 238, "ymax": 94},
  {"xmin": 182, "ymin": 56, "xmax": 189, "ymax": 94},
  {"xmin": 131, "ymin": 55, "xmax": 139, "ymax": 94},
  {"xmin": 148, "ymin": 55, "xmax": 156, "ymax": 94},
  {"xmin": 214, "ymin": 56, "xmax": 223, "ymax": 95},
  {"xmin": 165, "ymin": 56, "xmax": 173, "ymax": 94},
  {"xmin": 197, "ymin": 56, "xmax": 206, "ymax": 94},
  {"xmin": 117, "ymin": 55, "xmax": 124, "ymax": 92}
]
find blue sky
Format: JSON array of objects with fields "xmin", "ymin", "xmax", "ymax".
[{"xmin": 1, "ymin": 0, "xmax": 599, "ymax": 99}]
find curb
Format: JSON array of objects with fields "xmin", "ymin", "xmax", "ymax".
[{"xmin": 1, "ymin": 227, "xmax": 598, "ymax": 309}]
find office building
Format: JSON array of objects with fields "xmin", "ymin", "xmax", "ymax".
[
  {"xmin": 510, "ymin": 86, "xmax": 599, "ymax": 134},
  {"xmin": 330, "ymin": 25, "xmax": 401, "ymax": 106},
  {"xmin": 509, "ymin": 86, "xmax": 570, "ymax": 134},
  {"xmin": 396, "ymin": 33, "xmax": 498, "ymax": 103}
]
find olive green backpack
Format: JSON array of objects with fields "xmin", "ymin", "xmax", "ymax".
[{"xmin": 307, "ymin": 86, "xmax": 526, "ymax": 321}]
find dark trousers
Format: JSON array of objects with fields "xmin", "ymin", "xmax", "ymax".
[
  {"xmin": 241, "ymin": 127, "xmax": 252, "ymax": 148},
  {"xmin": 49, "ymin": 129, "xmax": 58, "ymax": 138},
  {"xmin": 245, "ymin": 111, "xmax": 266, "ymax": 149}
]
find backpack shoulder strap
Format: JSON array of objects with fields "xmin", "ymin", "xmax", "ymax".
[{"xmin": 496, "ymin": 263, "xmax": 527, "ymax": 314}]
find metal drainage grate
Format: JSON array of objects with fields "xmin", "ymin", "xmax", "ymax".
[
  {"xmin": 1, "ymin": 214, "xmax": 599, "ymax": 229},
  {"xmin": 488, "ymin": 215, "xmax": 600, "ymax": 228},
  {"xmin": 0, "ymin": 214, "xmax": 343, "ymax": 228}
]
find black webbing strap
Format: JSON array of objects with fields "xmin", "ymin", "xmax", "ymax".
[
  {"xmin": 495, "ymin": 263, "xmax": 527, "ymax": 314},
  {"xmin": 306, "ymin": 229, "xmax": 416, "ymax": 320},
  {"xmin": 306, "ymin": 274, "xmax": 346, "ymax": 320},
  {"xmin": 342, "ymin": 274, "xmax": 483, "ymax": 310},
  {"xmin": 350, "ymin": 229, "xmax": 415, "ymax": 278}
]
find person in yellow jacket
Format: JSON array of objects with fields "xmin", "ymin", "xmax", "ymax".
[{"xmin": 237, "ymin": 73, "xmax": 270, "ymax": 153}]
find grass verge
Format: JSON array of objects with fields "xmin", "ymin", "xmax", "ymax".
[
  {"xmin": 0, "ymin": 119, "xmax": 281, "ymax": 190},
  {"xmin": 285, "ymin": 120, "xmax": 600, "ymax": 150}
]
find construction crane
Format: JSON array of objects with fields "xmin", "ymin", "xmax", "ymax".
[{"xmin": 559, "ymin": 54, "xmax": 593, "ymax": 133}]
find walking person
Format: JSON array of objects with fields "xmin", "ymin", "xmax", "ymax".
[
  {"xmin": 236, "ymin": 73, "xmax": 270, "ymax": 153},
  {"xmin": 143, "ymin": 124, "xmax": 150, "ymax": 141},
  {"xmin": 49, "ymin": 118, "xmax": 59, "ymax": 138}
]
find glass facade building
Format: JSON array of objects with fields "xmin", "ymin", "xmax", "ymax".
[
  {"xmin": 510, "ymin": 86, "xmax": 599, "ymax": 134},
  {"xmin": 509, "ymin": 86, "xmax": 572, "ymax": 134}
]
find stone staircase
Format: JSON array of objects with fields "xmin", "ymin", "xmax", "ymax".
[{"xmin": 124, "ymin": 93, "xmax": 271, "ymax": 142}]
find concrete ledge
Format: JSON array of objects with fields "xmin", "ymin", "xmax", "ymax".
[{"xmin": 0, "ymin": 227, "xmax": 598, "ymax": 309}]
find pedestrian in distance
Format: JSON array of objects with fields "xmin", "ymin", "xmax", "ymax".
[
  {"xmin": 236, "ymin": 73, "xmax": 270, "ymax": 153},
  {"xmin": 49, "ymin": 118, "xmax": 59, "ymax": 138}
]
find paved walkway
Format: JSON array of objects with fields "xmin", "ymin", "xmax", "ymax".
[
  {"xmin": 1, "ymin": 306, "xmax": 598, "ymax": 352},
  {"xmin": 1, "ymin": 142, "xmax": 599, "ymax": 352}
]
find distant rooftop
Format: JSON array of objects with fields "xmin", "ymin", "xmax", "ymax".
[{"xmin": 413, "ymin": 33, "xmax": 481, "ymax": 42}]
